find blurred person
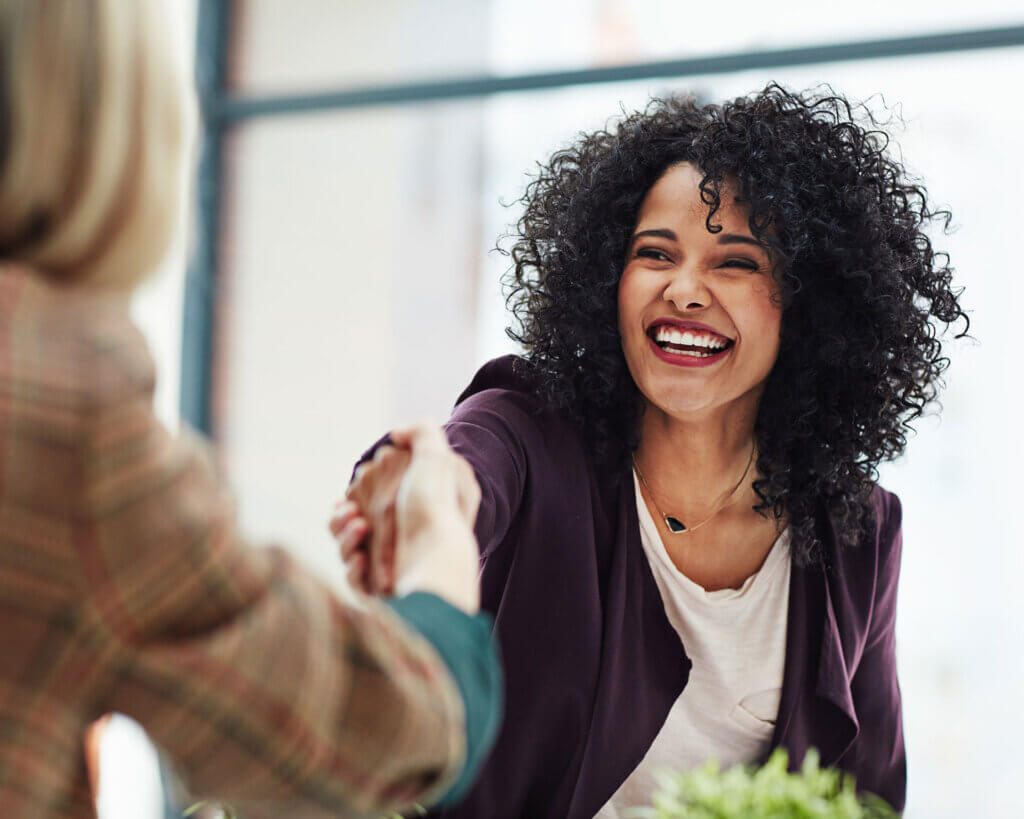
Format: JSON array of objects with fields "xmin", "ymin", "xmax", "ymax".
[
  {"xmin": 337, "ymin": 86, "xmax": 968, "ymax": 817},
  {"xmin": 0, "ymin": 1, "xmax": 501, "ymax": 817}
]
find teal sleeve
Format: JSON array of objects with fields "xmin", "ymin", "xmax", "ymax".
[{"xmin": 384, "ymin": 592, "xmax": 503, "ymax": 807}]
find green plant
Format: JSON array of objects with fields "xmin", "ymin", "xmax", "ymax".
[{"xmin": 626, "ymin": 749, "xmax": 899, "ymax": 819}]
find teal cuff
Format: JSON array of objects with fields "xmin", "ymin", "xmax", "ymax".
[{"xmin": 385, "ymin": 592, "xmax": 503, "ymax": 808}]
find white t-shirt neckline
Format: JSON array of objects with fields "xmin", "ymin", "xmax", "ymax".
[{"xmin": 633, "ymin": 468, "xmax": 791, "ymax": 604}]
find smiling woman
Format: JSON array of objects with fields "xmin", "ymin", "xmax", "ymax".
[
  {"xmin": 505, "ymin": 85, "xmax": 966, "ymax": 563},
  {"xmin": 344, "ymin": 83, "xmax": 968, "ymax": 819},
  {"xmin": 620, "ymin": 164, "xmax": 782, "ymax": 420},
  {"xmin": 620, "ymin": 164, "xmax": 782, "ymax": 549}
]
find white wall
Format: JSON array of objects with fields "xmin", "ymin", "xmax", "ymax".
[{"xmin": 218, "ymin": 1, "xmax": 490, "ymax": 592}]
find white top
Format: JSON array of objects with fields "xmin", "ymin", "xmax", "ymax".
[{"xmin": 594, "ymin": 471, "xmax": 791, "ymax": 819}]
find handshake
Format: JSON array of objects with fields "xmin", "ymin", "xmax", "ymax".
[{"xmin": 330, "ymin": 425, "xmax": 483, "ymax": 614}]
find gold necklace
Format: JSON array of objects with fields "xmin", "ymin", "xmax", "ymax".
[{"xmin": 632, "ymin": 442, "xmax": 756, "ymax": 535}]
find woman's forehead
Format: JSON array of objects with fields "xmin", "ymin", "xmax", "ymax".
[{"xmin": 638, "ymin": 164, "xmax": 750, "ymax": 232}]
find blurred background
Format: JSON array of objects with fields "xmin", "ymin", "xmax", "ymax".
[{"xmin": 107, "ymin": 1, "xmax": 1024, "ymax": 816}]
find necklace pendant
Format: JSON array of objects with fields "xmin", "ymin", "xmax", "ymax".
[{"xmin": 664, "ymin": 515, "xmax": 687, "ymax": 534}]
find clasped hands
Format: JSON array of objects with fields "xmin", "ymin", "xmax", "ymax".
[{"xmin": 329, "ymin": 425, "xmax": 482, "ymax": 614}]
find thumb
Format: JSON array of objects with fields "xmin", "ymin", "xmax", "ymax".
[{"xmin": 390, "ymin": 422, "xmax": 448, "ymax": 454}]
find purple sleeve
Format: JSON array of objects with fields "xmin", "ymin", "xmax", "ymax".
[
  {"xmin": 847, "ymin": 490, "xmax": 907, "ymax": 811},
  {"xmin": 444, "ymin": 391, "xmax": 529, "ymax": 560}
]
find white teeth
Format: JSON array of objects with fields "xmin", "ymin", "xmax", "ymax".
[{"xmin": 653, "ymin": 325, "xmax": 729, "ymax": 350}]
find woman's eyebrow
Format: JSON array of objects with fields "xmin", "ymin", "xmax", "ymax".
[
  {"xmin": 632, "ymin": 229, "xmax": 766, "ymax": 249},
  {"xmin": 717, "ymin": 233, "xmax": 766, "ymax": 249},
  {"xmin": 631, "ymin": 228, "xmax": 677, "ymax": 241}
]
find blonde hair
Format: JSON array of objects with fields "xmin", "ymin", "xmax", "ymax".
[{"xmin": 0, "ymin": 0, "xmax": 193, "ymax": 288}]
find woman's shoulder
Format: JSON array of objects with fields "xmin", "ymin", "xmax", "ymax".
[
  {"xmin": 869, "ymin": 484, "xmax": 903, "ymax": 550},
  {"xmin": 449, "ymin": 355, "xmax": 580, "ymax": 449},
  {"xmin": 446, "ymin": 355, "xmax": 599, "ymax": 485},
  {"xmin": 822, "ymin": 483, "xmax": 903, "ymax": 583},
  {"xmin": 0, "ymin": 264, "xmax": 154, "ymax": 412},
  {"xmin": 452, "ymin": 355, "xmax": 540, "ymax": 415},
  {"xmin": 871, "ymin": 483, "xmax": 901, "ymax": 513}
]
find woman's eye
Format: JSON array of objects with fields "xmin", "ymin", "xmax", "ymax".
[
  {"xmin": 637, "ymin": 248, "xmax": 671, "ymax": 262},
  {"xmin": 722, "ymin": 258, "xmax": 760, "ymax": 271}
]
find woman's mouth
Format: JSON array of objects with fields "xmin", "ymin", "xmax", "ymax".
[{"xmin": 646, "ymin": 324, "xmax": 734, "ymax": 367}]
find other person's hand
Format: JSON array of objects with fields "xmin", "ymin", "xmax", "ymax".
[
  {"xmin": 388, "ymin": 424, "xmax": 481, "ymax": 613},
  {"xmin": 332, "ymin": 424, "xmax": 481, "ymax": 613}
]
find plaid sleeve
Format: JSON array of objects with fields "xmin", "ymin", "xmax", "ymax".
[{"xmin": 73, "ymin": 318, "xmax": 467, "ymax": 818}]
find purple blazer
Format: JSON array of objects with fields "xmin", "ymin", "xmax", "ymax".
[{"xmin": 373, "ymin": 356, "xmax": 906, "ymax": 818}]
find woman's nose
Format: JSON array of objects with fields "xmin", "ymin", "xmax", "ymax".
[{"xmin": 662, "ymin": 264, "xmax": 711, "ymax": 311}]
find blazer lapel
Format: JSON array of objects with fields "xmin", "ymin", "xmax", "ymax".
[
  {"xmin": 815, "ymin": 570, "xmax": 860, "ymax": 765},
  {"xmin": 771, "ymin": 537, "xmax": 859, "ymax": 769},
  {"xmin": 565, "ymin": 472, "xmax": 691, "ymax": 819}
]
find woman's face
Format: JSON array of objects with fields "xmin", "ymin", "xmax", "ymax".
[{"xmin": 618, "ymin": 162, "xmax": 783, "ymax": 423}]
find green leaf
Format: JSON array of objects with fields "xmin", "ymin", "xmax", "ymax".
[{"xmin": 634, "ymin": 748, "xmax": 899, "ymax": 819}]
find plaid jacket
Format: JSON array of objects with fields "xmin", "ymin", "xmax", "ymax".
[{"xmin": 0, "ymin": 265, "xmax": 466, "ymax": 818}]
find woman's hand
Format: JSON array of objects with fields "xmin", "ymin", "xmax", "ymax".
[
  {"xmin": 331, "ymin": 424, "xmax": 482, "ymax": 613},
  {"xmin": 329, "ymin": 497, "xmax": 373, "ymax": 592},
  {"xmin": 333, "ymin": 446, "xmax": 411, "ymax": 595}
]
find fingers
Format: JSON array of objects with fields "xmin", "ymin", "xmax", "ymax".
[
  {"xmin": 367, "ymin": 503, "xmax": 396, "ymax": 594},
  {"xmin": 331, "ymin": 500, "xmax": 369, "ymax": 559},
  {"xmin": 390, "ymin": 423, "xmax": 448, "ymax": 453},
  {"xmin": 337, "ymin": 517, "xmax": 369, "ymax": 561},
  {"xmin": 348, "ymin": 448, "xmax": 411, "ymax": 508},
  {"xmin": 329, "ymin": 499, "xmax": 360, "ymax": 538},
  {"xmin": 370, "ymin": 538, "xmax": 396, "ymax": 595},
  {"xmin": 348, "ymin": 445, "xmax": 403, "ymax": 492},
  {"xmin": 345, "ymin": 552, "xmax": 370, "ymax": 593},
  {"xmin": 341, "ymin": 447, "xmax": 410, "ymax": 597}
]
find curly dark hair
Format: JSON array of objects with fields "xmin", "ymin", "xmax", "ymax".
[{"xmin": 503, "ymin": 83, "xmax": 968, "ymax": 563}]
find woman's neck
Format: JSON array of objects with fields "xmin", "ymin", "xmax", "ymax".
[{"xmin": 634, "ymin": 401, "xmax": 759, "ymax": 511}]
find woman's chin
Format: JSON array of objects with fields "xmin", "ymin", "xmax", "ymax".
[
  {"xmin": 640, "ymin": 379, "xmax": 766, "ymax": 425},
  {"xmin": 643, "ymin": 392, "xmax": 724, "ymax": 421}
]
